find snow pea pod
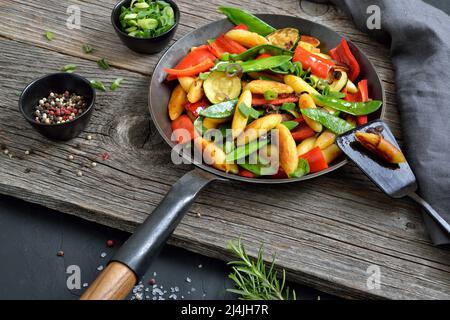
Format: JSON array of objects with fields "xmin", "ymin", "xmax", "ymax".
[
  {"xmin": 232, "ymin": 44, "xmax": 293, "ymax": 61},
  {"xmin": 238, "ymin": 163, "xmax": 278, "ymax": 176},
  {"xmin": 226, "ymin": 138, "xmax": 269, "ymax": 162},
  {"xmin": 313, "ymin": 94, "xmax": 382, "ymax": 116},
  {"xmin": 301, "ymin": 108, "xmax": 355, "ymax": 135},
  {"xmin": 215, "ymin": 56, "xmax": 293, "ymax": 73},
  {"xmin": 218, "ymin": 6, "xmax": 276, "ymax": 36},
  {"xmin": 199, "ymin": 99, "xmax": 238, "ymax": 119}
]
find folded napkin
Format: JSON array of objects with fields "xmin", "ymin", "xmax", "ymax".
[{"xmin": 313, "ymin": 0, "xmax": 450, "ymax": 244}]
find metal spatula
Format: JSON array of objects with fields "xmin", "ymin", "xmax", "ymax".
[{"xmin": 336, "ymin": 120, "xmax": 450, "ymax": 234}]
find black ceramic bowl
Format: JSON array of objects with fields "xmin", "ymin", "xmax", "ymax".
[
  {"xmin": 19, "ymin": 73, "xmax": 95, "ymax": 141},
  {"xmin": 111, "ymin": 0, "xmax": 180, "ymax": 54}
]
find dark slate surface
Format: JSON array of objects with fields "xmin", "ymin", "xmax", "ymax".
[{"xmin": 0, "ymin": 195, "xmax": 332, "ymax": 300}]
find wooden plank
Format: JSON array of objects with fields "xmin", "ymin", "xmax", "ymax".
[{"xmin": 0, "ymin": 0, "xmax": 449, "ymax": 300}]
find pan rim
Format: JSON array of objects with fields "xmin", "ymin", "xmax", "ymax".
[{"xmin": 149, "ymin": 15, "xmax": 386, "ymax": 184}]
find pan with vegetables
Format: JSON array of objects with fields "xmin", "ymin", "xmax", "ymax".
[{"xmin": 81, "ymin": 8, "xmax": 386, "ymax": 299}]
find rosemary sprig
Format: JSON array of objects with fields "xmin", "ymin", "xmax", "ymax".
[{"xmin": 226, "ymin": 239, "xmax": 296, "ymax": 300}]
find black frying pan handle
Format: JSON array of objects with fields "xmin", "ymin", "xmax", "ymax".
[{"xmin": 111, "ymin": 168, "xmax": 222, "ymax": 279}]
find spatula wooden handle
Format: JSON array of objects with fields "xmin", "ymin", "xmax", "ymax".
[{"xmin": 80, "ymin": 262, "xmax": 137, "ymax": 300}]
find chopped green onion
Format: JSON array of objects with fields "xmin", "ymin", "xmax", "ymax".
[
  {"xmin": 110, "ymin": 78, "xmax": 123, "ymax": 91},
  {"xmin": 280, "ymin": 102, "xmax": 296, "ymax": 112},
  {"xmin": 90, "ymin": 80, "xmax": 106, "ymax": 92},
  {"xmin": 238, "ymin": 103, "xmax": 260, "ymax": 119},
  {"xmin": 61, "ymin": 64, "xmax": 77, "ymax": 73},
  {"xmin": 221, "ymin": 52, "xmax": 231, "ymax": 61},
  {"xmin": 45, "ymin": 31, "xmax": 54, "ymax": 41},
  {"xmin": 82, "ymin": 43, "xmax": 93, "ymax": 54},
  {"xmin": 289, "ymin": 158, "xmax": 310, "ymax": 178},
  {"xmin": 281, "ymin": 121, "xmax": 299, "ymax": 131},
  {"xmin": 137, "ymin": 18, "xmax": 158, "ymax": 30},
  {"xmin": 199, "ymin": 72, "xmax": 210, "ymax": 80},
  {"xmin": 97, "ymin": 58, "xmax": 110, "ymax": 70},
  {"xmin": 264, "ymin": 90, "xmax": 278, "ymax": 101}
]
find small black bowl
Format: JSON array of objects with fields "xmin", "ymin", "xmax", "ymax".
[
  {"xmin": 19, "ymin": 73, "xmax": 95, "ymax": 141},
  {"xmin": 111, "ymin": 0, "xmax": 180, "ymax": 54}
]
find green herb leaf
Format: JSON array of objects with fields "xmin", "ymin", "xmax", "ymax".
[
  {"xmin": 45, "ymin": 31, "xmax": 54, "ymax": 41},
  {"xmin": 90, "ymin": 80, "xmax": 106, "ymax": 92},
  {"xmin": 110, "ymin": 78, "xmax": 123, "ymax": 91},
  {"xmin": 227, "ymin": 239, "xmax": 296, "ymax": 300},
  {"xmin": 281, "ymin": 121, "xmax": 299, "ymax": 131},
  {"xmin": 82, "ymin": 43, "xmax": 93, "ymax": 54},
  {"xmin": 97, "ymin": 58, "xmax": 110, "ymax": 70},
  {"xmin": 61, "ymin": 64, "xmax": 77, "ymax": 73},
  {"xmin": 264, "ymin": 90, "xmax": 278, "ymax": 101}
]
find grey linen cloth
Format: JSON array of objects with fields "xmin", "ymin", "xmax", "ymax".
[{"xmin": 314, "ymin": 0, "xmax": 450, "ymax": 244}]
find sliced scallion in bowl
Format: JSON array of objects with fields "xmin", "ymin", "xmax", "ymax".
[{"xmin": 119, "ymin": 0, "xmax": 175, "ymax": 38}]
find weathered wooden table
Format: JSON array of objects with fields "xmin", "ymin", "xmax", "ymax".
[{"xmin": 1, "ymin": 0, "xmax": 449, "ymax": 299}]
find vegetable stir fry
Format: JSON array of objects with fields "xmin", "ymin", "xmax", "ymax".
[{"xmin": 164, "ymin": 7, "xmax": 383, "ymax": 179}]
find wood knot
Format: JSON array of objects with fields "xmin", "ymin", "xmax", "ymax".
[
  {"xmin": 111, "ymin": 115, "xmax": 163, "ymax": 150},
  {"xmin": 299, "ymin": 0, "xmax": 329, "ymax": 17}
]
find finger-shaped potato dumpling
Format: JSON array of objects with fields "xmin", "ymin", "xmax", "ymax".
[
  {"xmin": 168, "ymin": 84, "xmax": 188, "ymax": 120},
  {"xmin": 194, "ymin": 137, "xmax": 239, "ymax": 174},
  {"xmin": 299, "ymin": 93, "xmax": 323, "ymax": 132},
  {"xmin": 203, "ymin": 117, "xmax": 230, "ymax": 130},
  {"xmin": 322, "ymin": 144, "xmax": 342, "ymax": 164},
  {"xmin": 277, "ymin": 123, "xmax": 298, "ymax": 176},
  {"xmin": 314, "ymin": 130, "xmax": 336, "ymax": 150},
  {"xmin": 178, "ymin": 76, "xmax": 195, "ymax": 93},
  {"xmin": 296, "ymin": 136, "xmax": 317, "ymax": 156},
  {"xmin": 232, "ymin": 89, "xmax": 252, "ymax": 139},
  {"xmin": 225, "ymin": 29, "xmax": 268, "ymax": 48},
  {"xmin": 236, "ymin": 114, "xmax": 283, "ymax": 146},
  {"xmin": 284, "ymin": 75, "xmax": 324, "ymax": 107},
  {"xmin": 187, "ymin": 78, "xmax": 204, "ymax": 103},
  {"xmin": 355, "ymin": 131, "xmax": 406, "ymax": 164},
  {"xmin": 245, "ymin": 80, "xmax": 294, "ymax": 95}
]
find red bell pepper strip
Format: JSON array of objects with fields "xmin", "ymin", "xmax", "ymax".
[
  {"xmin": 290, "ymin": 123, "xmax": 316, "ymax": 142},
  {"xmin": 238, "ymin": 169, "xmax": 256, "ymax": 178},
  {"xmin": 252, "ymin": 94, "xmax": 299, "ymax": 105},
  {"xmin": 329, "ymin": 39, "xmax": 360, "ymax": 82},
  {"xmin": 299, "ymin": 146, "xmax": 328, "ymax": 173},
  {"xmin": 293, "ymin": 46, "xmax": 335, "ymax": 79},
  {"xmin": 343, "ymin": 80, "xmax": 369, "ymax": 125},
  {"xmin": 356, "ymin": 79, "xmax": 369, "ymax": 125},
  {"xmin": 164, "ymin": 59, "xmax": 215, "ymax": 77},
  {"xmin": 256, "ymin": 53, "xmax": 272, "ymax": 60},
  {"xmin": 343, "ymin": 88, "xmax": 361, "ymax": 102},
  {"xmin": 166, "ymin": 45, "xmax": 216, "ymax": 80},
  {"xmin": 232, "ymin": 24, "xmax": 248, "ymax": 31},
  {"xmin": 185, "ymin": 98, "xmax": 210, "ymax": 117},
  {"xmin": 209, "ymin": 35, "xmax": 247, "ymax": 59},
  {"xmin": 171, "ymin": 115, "xmax": 198, "ymax": 144}
]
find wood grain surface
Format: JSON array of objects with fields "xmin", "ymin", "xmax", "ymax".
[{"xmin": 0, "ymin": 0, "xmax": 449, "ymax": 299}]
